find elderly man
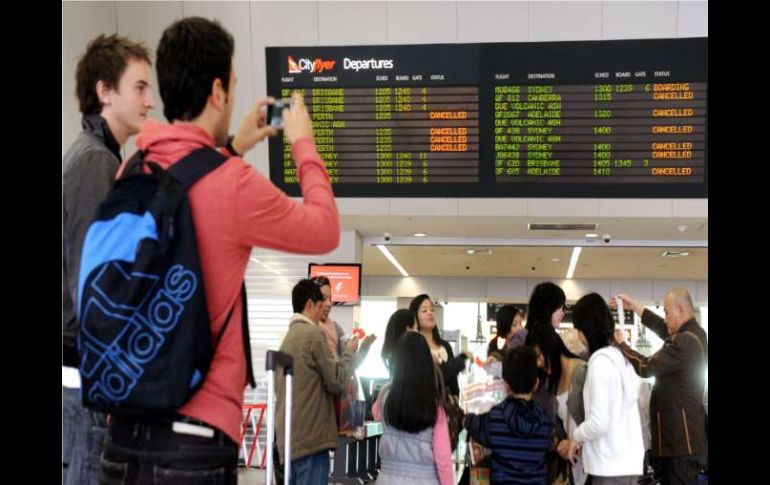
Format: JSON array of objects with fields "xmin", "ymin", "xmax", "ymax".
[{"xmin": 613, "ymin": 289, "xmax": 707, "ymax": 485}]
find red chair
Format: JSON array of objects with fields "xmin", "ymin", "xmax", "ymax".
[{"xmin": 239, "ymin": 403, "xmax": 268, "ymax": 468}]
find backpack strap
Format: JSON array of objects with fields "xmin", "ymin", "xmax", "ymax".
[
  {"xmin": 241, "ymin": 283, "xmax": 256, "ymax": 388},
  {"xmin": 167, "ymin": 147, "xmax": 229, "ymax": 190},
  {"xmin": 164, "ymin": 147, "xmax": 254, "ymax": 387},
  {"xmin": 211, "ymin": 282, "xmax": 255, "ymax": 388},
  {"xmin": 121, "ymin": 150, "xmax": 146, "ymax": 178},
  {"xmin": 120, "ymin": 147, "xmax": 227, "ymax": 185}
]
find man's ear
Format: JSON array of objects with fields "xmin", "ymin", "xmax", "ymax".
[
  {"xmin": 210, "ymin": 77, "xmax": 225, "ymax": 110},
  {"xmin": 96, "ymin": 80, "xmax": 112, "ymax": 106}
]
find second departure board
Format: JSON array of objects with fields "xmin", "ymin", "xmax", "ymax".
[{"xmin": 266, "ymin": 38, "xmax": 707, "ymax": 197}]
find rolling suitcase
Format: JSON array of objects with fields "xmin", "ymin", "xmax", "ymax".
[{"xmin": 265, "ymin": 350, "xmax": 294, "ymax": 485}]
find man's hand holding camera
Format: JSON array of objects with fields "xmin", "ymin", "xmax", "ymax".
[{"xmin": 230, "ymin": 91, "xmax": 314, "ymax": 157}]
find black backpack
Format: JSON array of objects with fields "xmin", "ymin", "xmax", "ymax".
[{"xmin": 76, "ymin": 147, "xmax": 255, "ymax": 415}]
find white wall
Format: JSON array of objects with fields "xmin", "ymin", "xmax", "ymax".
[{"xmin": 357, "ymin": 299, "xmax": 398, "ymax": 378}]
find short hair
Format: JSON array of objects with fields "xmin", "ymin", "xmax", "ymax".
[
  {"xmin": 156, "ymin": 17, "xmax": 234, "ymax": 122},
  {"xmin": 667, "ymin": 287, "xmax": 694, "ymax": 314},
  {"xmin": 291, "ymin": 279, "xmax": 324, "ymax": 314},
  {"xmin": 502, "ymin": 346, "xmax": 538, "ymax": 394},
  {"xmin": 311, "ymin": 275, "xmax": 331, "ymax": 288},
  {"xmin": 75, "ymin": 34, "xmax": 151, "ymax": 115}
]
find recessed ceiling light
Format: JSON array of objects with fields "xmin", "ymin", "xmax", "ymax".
[
  {"xmin": 662, "ymin": 251, "xmax": 690, "ymax": 258},
  {"xmin": 529, "ymin": 223, "xmax": 598, "ymax": 231},
  {"xmin": 414, "ymin": 232, "xmax": 427, "ymax": 237},
  {"xmin": 466, "ymin": 249, "xmax": 476, "ymax": 255},
  {"xmin": 377, "ymin": 245, "xmax": 409, "ymax": 276},
  {"xmin": 551, "ymin": 258, "xmax": 559, "ymax": 262},
  {"xmin": 586, "ymin": 233, "xmax": 599, "ymax": 238},
  {"xmin": 566, "ymin": 247, "xmax": 582, "ymax": 279}
]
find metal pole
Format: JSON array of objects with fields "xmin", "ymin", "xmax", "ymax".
[
  {"xmin": 284, "ymin": 373, "xmax": 292, "ymax": 485},
  {"xmin": 265, "ymin": 369, "xmax": 275, "ymax": 485}
]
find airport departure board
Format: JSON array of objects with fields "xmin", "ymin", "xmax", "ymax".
[{"xmin": 266, "ymin": 38, "xmax": 707, "ymax": 197}]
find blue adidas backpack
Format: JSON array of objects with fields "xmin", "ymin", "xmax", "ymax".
[{"xmin": 77, "ymin": 147, "xmax": 254, "ymax": 415}]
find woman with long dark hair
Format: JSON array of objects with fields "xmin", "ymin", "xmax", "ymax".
[
  {"xmin": 376, "ymin": 332, "xmax": 454, "ymax": 485},
  {"xmin": 409, "ymin": 294, "xmax": 472, "ymax": 397},
  {"xmin": 525, "ymin": 282, "xmax": 573, "ymax": 398},
  {"xmin": 527, "ymin": 281, "xmax": 567, "ymax": 333},
  {"xmin": 566, "ymin": 293, "xmax": 644, "ymax": 484},
  {"xmin": 525, "ymin": 282, "xmax": 582, "ymax": 484},
  {"xmin": 372, "ymin": 309, "xmax": 419, "ymax": 422},
  {"xmin": 381, "ymin": 308, "xmax": 418, "ymax": 372}
]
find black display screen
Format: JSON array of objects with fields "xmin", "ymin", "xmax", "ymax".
[{"xmin": 266, "ymin": 38, "xmax": 707, "ymax": 197}]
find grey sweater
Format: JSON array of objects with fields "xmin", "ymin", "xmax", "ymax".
[{"xmin": 62, "ymin": 115, "xmax": 122, "ymax": 367}]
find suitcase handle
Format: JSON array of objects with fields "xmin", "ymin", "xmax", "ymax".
[{"xmin": 266, "ymin": 350, "xmax": 294, "ymax": 375}]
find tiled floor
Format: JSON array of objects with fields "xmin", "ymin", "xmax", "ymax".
[
  {"xmin": 238, "ymin": 467, "xmax": 266, "ymax": 485},
  {"xmin": 238, "ymin": 467, "xmax": 370, "ymax": 485},
  {"xmin": 237, "ymin": 465, "xmax": 462, "ymax": 484}
]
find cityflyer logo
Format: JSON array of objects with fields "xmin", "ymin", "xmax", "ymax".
[{"xmin": 287, "ymin": 56, "xmax": 336, "ymax": 74}]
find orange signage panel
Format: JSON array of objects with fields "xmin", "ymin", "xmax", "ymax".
[{"xmin": 308, "ymin": 263, "xmax": 362, "ymax": 304}]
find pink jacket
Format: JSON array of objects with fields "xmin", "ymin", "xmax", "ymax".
[{"xmin": 125, "ymin": 120, "xmax": 340, "ymax": 443}]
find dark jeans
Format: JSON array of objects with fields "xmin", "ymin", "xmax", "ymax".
[
  {"xmin": 289, "ymin": 450, "xmax": 330, "ymax": 485},
  {"xmin": 660, "ymin": 456, "xmax": 703, "ymax": 485},
  {"xmin": 100, "ymin": 415, "xmax": 238, "ymax": 485},
  {"xmin": 63, "ymin": 385, "xmax": 108, "ymax": 485}
]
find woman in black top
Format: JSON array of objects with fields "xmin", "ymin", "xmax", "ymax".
[{"xmin": 409, "ymin": 294, "xmax": 472, "ymax": 397}]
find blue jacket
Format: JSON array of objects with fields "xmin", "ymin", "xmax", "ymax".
[{"xmin": 464, "ymin": 396, "xmax": 553, "ymax": 485}]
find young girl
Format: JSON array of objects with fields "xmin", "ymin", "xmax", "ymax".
[{"xmin": 374, "ymin": 332, "xmax": 454, "ymax": 485}]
